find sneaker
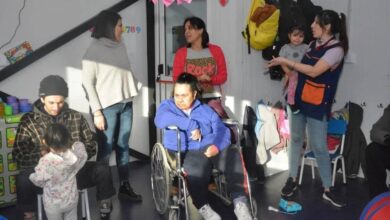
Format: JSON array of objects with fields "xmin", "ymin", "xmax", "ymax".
[
  {"xmin": 198, "ymin": 204, "xmax": 221, "ymax": 220},
  {"xmin": 281, "ymin": 177, "xmax": 297, "ymax": 197},
  {"xmin": 323, "ymin": 191, "xmax": 346, "ymax": 208},
  {"xmin": 234, "ymin": 201, "xmax": 253, "ymax": 220},
  {"xmin": 119, "ymin": 181, "xmax": 143, "ymax": 202},
  {"xmin": 99, "ymin": 199, "xmax": 112, "ymax": 220}
]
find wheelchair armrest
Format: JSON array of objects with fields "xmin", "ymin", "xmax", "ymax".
[
  {"xmin": 166, "ymin": 125, "xmax": 179, "ymax": 130},
  {"xmin": 222, "ymin": 118, "xmax": 239, "ymax": 126}
]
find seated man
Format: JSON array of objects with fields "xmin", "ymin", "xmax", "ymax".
[
  {"xmin": 155, "ymin": 73, "xmax": 252, "ymax": 220},
  {"xmin": 12, "ymin": 75, "xmax": 116, "ymax": 220},
  {"xmin": 366, "ymin": 104, "xmax": 390, "ymax": 199}
]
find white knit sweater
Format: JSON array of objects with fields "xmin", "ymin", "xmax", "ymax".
[{"xmin": 82, "ymin": 38, "xmax": 138, "ymax": 113}]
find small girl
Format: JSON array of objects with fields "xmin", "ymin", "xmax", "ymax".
[
  {"xmin": 279, "ymin": 25, "xmax": 309, "ymax": 114},
  {"xmin": 29, "ymin": 123, "xmax": 87, "ymax": 220}
]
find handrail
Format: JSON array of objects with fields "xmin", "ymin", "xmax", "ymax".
[{"xmin": 0, "ymin": 0, "xmax": 138, "ymax": 82}]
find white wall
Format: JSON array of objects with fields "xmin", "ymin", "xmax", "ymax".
[
  {"xmin": 314, "ymin": 0, "xmax": 390, "ymax": 140},
  {"xmin": 2, "ymin": 0, "xmax": 390, "ymax": 158},
  {"xmin": 0, "ymin": 0, "xmax": 150, "ymax": 157},
  {"xmin": 206, "ymin": 0, "xmax": 390, "ymax": 143},
  {"xmin": 207, "ymin": 1, "xmax": 285, "ymax": 124},
  {"xmin": 0, "ymin": 0, "xmax": 120, "ymax": 68},
  {"xmin": 205, "ymin": 0, "xmax": 390, "ymax": 176}
]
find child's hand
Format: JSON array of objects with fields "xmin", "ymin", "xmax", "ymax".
[{"xmin": 268, "ymin": 56, "xmax": 286, "ymax": 68}]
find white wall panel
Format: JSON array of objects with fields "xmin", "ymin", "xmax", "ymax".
[{"xmin": 0, "ymin": 0, "xmax": 149, "ymax": 159}]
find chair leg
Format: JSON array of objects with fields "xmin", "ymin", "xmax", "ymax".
[
  {"xmin": 332, "ymin": 160, "xmax": 337, "ymax": 187},
  {"xmin": 298, "ymin": 157, "xmax": 305, "ymax": 185},
  {"xmin": 81, "ymin": 191, "xmax": 86, "ymax": 219},
  {"xmin": 341, "ymin": 158, "xmax": 347, "ymax": 184},
  {"xmin": 37, "ymin": 194, "xmax": 43, "ymax": 220},
  {"xmin": 80, "ymin": 189, "xmax": 91, "ymax": 220},
  {"xmin": 311, "ymin": 160, "xmax": 315, "ymax": 179}
]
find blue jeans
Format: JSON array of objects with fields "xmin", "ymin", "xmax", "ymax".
[
  {"xmin": 97, "ymin": 102, "xmax": 133, "ymax": 181},
  {"xmin": 287, "ymin": 106, "xmax": 332, "ymax": 188}
]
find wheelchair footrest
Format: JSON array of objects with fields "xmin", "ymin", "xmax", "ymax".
[{"xmin": 209, "ymin": 189, "xmax": 232, "ymax": 206}]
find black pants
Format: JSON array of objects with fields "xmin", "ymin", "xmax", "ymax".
[
  {"xmin": 16, "ymin": 161, "xmax": 116, "ymax": 213},
  {"xmin": 365, "ymin": 142, "xmax": 390, "ymax": 199},
  {"xmin": 183, "ymin": 145, "xmax": 247, "ymax": 209}
]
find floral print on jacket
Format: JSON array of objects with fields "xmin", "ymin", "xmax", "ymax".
[{"xmin": 29, "ymin": 142, "xmax": 87, "ymax": 212}]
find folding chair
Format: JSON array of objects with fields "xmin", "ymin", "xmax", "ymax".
[{"xmin": 298, "ymin": 119, "xmax": 347, "ymax": 186}]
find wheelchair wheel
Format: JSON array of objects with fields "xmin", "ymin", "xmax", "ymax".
[
  {"xmin": 151, "ymin": 143, "xmax": 172, "ymax": 214},
  {"xmin": 168, "ymin": 209, "xmax": 179, "ymax": 220}
]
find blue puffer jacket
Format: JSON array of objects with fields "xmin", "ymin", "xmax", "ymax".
[{"xmin": 154, "ymin": 99, "xmax": 231, "ymax": 152}]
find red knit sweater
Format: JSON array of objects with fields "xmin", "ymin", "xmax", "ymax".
[{"xmin": 172, "ymin": 43, "xmax": 227, "ymax": 85}]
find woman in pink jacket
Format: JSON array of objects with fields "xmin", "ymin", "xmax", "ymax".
[{"xmin": 173, "ymin": 16, "xmax": 227, "ymax": 94}]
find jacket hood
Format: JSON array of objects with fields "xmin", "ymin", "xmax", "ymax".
[{"xmin": 348, "ymin": 102, "xmax": 363, "ymax": 128}]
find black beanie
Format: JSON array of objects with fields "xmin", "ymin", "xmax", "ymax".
[{"xmin": 39, "ymin": 75, "xmax": 68, "ymax": 97}]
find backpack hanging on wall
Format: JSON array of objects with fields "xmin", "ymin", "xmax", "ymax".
[
  {"xmin": 297, "ymin": 0, "xmax": 323, "ymax": 43},
  {"xmin": 242, "ymin": 0, "xmax": 280, "ymax": 54},
  {"xmin": 261, "ymin": 0, "xmax": 317, "ymax": 81},
  {"xmin": 262, "ymin": 0, "xmax": 307, "ymax": 61}
]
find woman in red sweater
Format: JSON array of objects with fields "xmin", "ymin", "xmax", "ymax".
[{"xmin": 173, "ymin": 16, "xmax": 227, "ymax": 94}]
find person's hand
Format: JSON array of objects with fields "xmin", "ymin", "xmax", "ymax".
[
  {"xmin": 190, "ymin": 129, "xmax": 201, "ymax": 141},
  {"xmin": 94, "ymin": 111, "xmax": 105, "ymax": 131},
  {"xmin": 204, "ymin": 145, "xmax": 219, "ymax": 158},
  {"xmin": 267, "ymin": 56, "xmax": 286, "ymax": 68},
  {"xmin": 198, "ymin": 74, "xmax": 211, "ymax": 82}
]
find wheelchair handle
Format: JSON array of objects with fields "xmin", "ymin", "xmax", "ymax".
[{"xmin": 162, "ymin": 125, "xmax": 183, "ymax": 172}]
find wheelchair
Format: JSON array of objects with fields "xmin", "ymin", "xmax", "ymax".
[{"xmin": 151, "ymin": 119, "xmax": 258, "ymax": 220}]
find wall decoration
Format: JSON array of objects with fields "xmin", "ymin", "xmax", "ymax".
[
  {"xmin": 151, "ymin": 0, "xmax": 192, "ymax": 7},
  {"xmin": 3, "ymin": 41, "xmax": 33, "ymax": 64},
  {"xmin": 220, "ymin": 0, "xmax": 228, "ymax": 7},
  {"xmin": 122, "ymin": 25, "xmax": 142, "ymax": 34}
]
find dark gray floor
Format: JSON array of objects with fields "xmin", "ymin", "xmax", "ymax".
[{"xmin": 0, "ymin": 161, "xmax": 370, "ymax": 220}]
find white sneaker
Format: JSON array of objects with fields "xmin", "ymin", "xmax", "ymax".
[
  {"xmin": 198, "ymin": 204, "xmax": 221, "ymax": 220},
  {"xmin": 234, "ymin": 201, "xmax": 253, "ymax": 220}
]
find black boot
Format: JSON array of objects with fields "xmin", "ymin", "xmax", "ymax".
[
  {"xmin": 99, "ymin": 199, "xmax": 112, "ymax": 220},
  {"xmin": 100, "ymin": 212, "xmax": 110, "ymax": 220},
  {"xmin": 119, "ymin": 181, "xmax": 142, "ymax": 202}
]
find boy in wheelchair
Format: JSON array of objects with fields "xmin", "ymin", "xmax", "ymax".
[{"xmin": 155, "ymin": 73, "xmax": 252, "ymax": 220}]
